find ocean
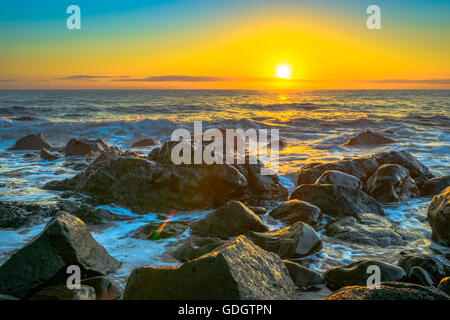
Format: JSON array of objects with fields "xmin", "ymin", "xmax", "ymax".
[{"xmin": 0, "ymin": 89, "xmax": 449, "ymax": 289}]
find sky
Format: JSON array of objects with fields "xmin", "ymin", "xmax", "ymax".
[{"xmin": 0, "ymin": 0, "xmax": 449, "ymax": 89}]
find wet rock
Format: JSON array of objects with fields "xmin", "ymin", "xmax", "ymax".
[
  {"xmin": 40, "ymin": 148, "xmax": 59, "ymax": 161},
  {"xmin": 130, "ymin": 220, "xmax": 188, "ymax": 240},
  {"xmin": 44, "ymin": 151, "xmax": 287, "ymax": 212},
  {"xmin": 269, "ymin": 200, "xmax": 321, "ymax": 226},
  {"xmin": 398, "ymin": 253, "xmax": 448, "ymax": 285},
  {"xmin": 427, "ymin": 186, "xmax": 450, "ymax": 246},
  {"xmin": 246, "ymin": 222, "xmax": 322, "ymax": 259},
  {"xmin": 131, "ymin": 138, "xmax": 160, "ymax": 148},
  {"xmin": 9, "ymin": 132, "xmax": 53, "ymax": 151},
  {"xmin": 283, "ymin": 260, "xmax": 324, "ymax": 289},
  {"xmin": 438, "ymin": 277, "xmax": 450, "ymax": 295},
  {"xmin": 324, "ymin": 260, "xmax": 406, "ymax": 291},
  {"xmin": 296, "ymin": 156, "xmax": 379, "ymax": 185},
  {"xmin": 0, "ymin": 212, "xmax": 121, "ymax": 298},
  {"xmin": 191, "ymin": 200, "xmax": 268, "ymax": 238},
  {"xmin": 366, "ymin": 164, "xmax": 419, "ymax": 202},
  {"xmin": 0, "ymin": 201, "xmax": 58, "ymax": 229},
  {"xmin": 64, "ymin": 138, "xmax": 111, "ymax": 156},
  {"xmin": 248, "ymin": 206, "xmax": 266, "ymax": 215},
  {"xmin": 56, "ymin": 201, "xmax": 134, "ymax": 224},
  {"xmin": 325, "ymin": 213, "xmax": 422, "ymax": 247},
  {"xmin": 419, "ymin": 175, "xmax": 450, "ymax": 197},
  {"xmin": 373, "ymin": 150, "xmax": 434, "ymax": 180},
  {"xmin": 81, "ymin": 276, "xmax": 122, "ymax": 300},
  {"xmin": 30, "ymin": 285, "xmax": 96, "ymax": 300},
  {"xmin": 123, "ymin": 235, "xmax": 296, "ymax": 300},
  {"xmin": 408, "ymin": 266, "xmax": 434, "ymax": 287},
  {"xmin": 315, "ymin": 170, "xmax": 363, "ymax": 190},
  {"xmin": 290, "ymin": 184, "xmax": 384, "ymax": 217},
  {"xmin": 171, "ymin": 236, "xmax": 226, "ymax": 262},
  {"xmin": 325, "ymin": 282, "xmax": 449, "ymax": 300},
  {"xmin": 93, "ymin": 148, "xmax": 122, "ymax": 165},
  {"xmin": 344, "ymin": 130, "xmax": 394, "ymax": 146}
]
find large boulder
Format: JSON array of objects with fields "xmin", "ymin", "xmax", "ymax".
[
  {"xmin": 0, "ymin": 212, "xmax": 121, "ymax": 298},
  {"xmin": 373, "ymin": 150, "xmax": 434, "ymax": 181},
  {"xmin": 44, "ymin": 151, "xmax": 288, "ymax": 212},
  {"xmin": 398, "ymin": 254, "xmax": 448, "ymax": 285},
  {"xmin": 344, "ymin": 130, "xmax": 394, "ymax": 146},
  {"xmin": 324, "ymin": 260, "xmax": 406, "ymax": 291},
  {"xmin": 191, "ymin": 200, "xmax": 268, "ymax": 238},
  {"xmin": 296, "ymin": 156, "xmax": 379, "ymax": 185},
  {"xmin": 290, "ymin": 184, "xmax": 384, "ymax": 217},
  {"xmin": 131, "ymin": 138, "xmax": 160, "ymax": 148},
  {"xmin": 246, "ymin": 222, "xmax": 322, "ymax": 258},
  {"xmin": 324, "ymin": 213, "xmax": 422, "ymax": 247},
  {"xmin": 0, "ymin": 201, "xmax": 57, "ymax": 229},
  {"xmin": 64, "ymin": 138, "xmax": 111, "ymax": 156},
  {"xmin": 315, "ymin": 170, "xmax": 363, "ymax": 190},
  {"xmin": 8, "ymin": 132, "xmax": 53, "ymax": 151},
  {"xmin": 427, "ymin": 187, "xmax": 450, "ymax": 246},
  {"xmin": 171, "ymin": 236, "xmax": 226, "ymax": 262},
  {"xmin": 269, "ymin": 200, "xmax": 321, "ymax": 226},
  {"xmin": 325, "ymin": 282, "xmax": 449, "ymax": 300},
  {"xmin": 81, "ymin": 276, "xmax": 122, "ymax": 300},
  {"xmin": 438, "ymin": 277, "xmax": 450, "ymax": 295},
  {"xmin": 56, "ymin": 201, "xmax": 134, "ymax": 224},
  {"xmin": 419, "ymin": 175, "xmax": 450, "ymax": 197},
  {"xmin": 122, "ymin": 235, "xmax": 297, "ymax": 300},
  {"xmin": 366, "ymin": 164, "xmax": 419, "ymax": 202},
  {"xmin": 283, "ymin": 260, "xmax": 324, "ymax": 290}
]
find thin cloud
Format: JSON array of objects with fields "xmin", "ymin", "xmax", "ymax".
[
  {"xmin": 113, "ymin": 75, "xmax": 237, "ymax": 82},
  {"xmin": 56, "ymin": 75, "xmax": 129, "ymax": 80}
]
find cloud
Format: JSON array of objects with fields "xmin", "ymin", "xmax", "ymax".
[
  {"xmin": 356, "ymin": 79, "xmax": 450, "ymax": 84},
  {"xmin": 112, "ymin": 75, "xmax": 237, "ymax": 82},
  {"xmin": 56, "ymin": 75, "xmax": 129, "ymax": 80}
]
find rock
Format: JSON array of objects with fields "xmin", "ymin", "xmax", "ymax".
[
  {"xmin": 373, "ymin": 150, "xmax": 434, "ymax": 180},
  {"xmin": 325, "ymin": 213, "xmax": 422, "ymax": 247},
  {"xmin": 248, "ymin": 206, "xmax": 266, "ymax": 215},
  {"xmin": 93, "ymin": 148, "xmax": 122, "ymax": 165},
  {"xmin": 419, "ymin": 175, "xmax": 450, "ymax": 197},
  {"xmin": 44, "ymin": 152, "xmax": 288, "ymax": 212},
  {"xmin": 246, "ymin": 222, "xmax": 322, "ymax": 258},
  {"xmin": 40, "ymin": 148, "xmax": 59, "ymax": 161},
  {"xmin": 131, "ymin": 138, "xmax": 160, "ymax": 148},
  {"xmin": 0, "ymin": 201, "xmax": 58, "ymax": 229},
  {"xmin": 191, "ymin": 200, "xmax": 268, "ymax": 238},
  {"xmin": 31, "ymin": 285, "xmax": 96, "ymax": 300},
  {"xmin": 438, "ymin": 277, "xmax": 450, "ymax": 295},
  {"xmin": 56, "ymin": 201, "xmax": 134, "ymax": 224},
  {"xmin": 130, "ymin": 220, "xmax": 188, "ymax": 240},
  {"xmin": 269, "ymin": 200, "xmax": 321, "ymax": 226},
  {"xmin": 8, "ymin": 132, "xmax": 53, "ymax": 151},
  {"xmin": 398, "ymin": 254, "xmax": 448, "ymax": 285},
  {"xmin": 123, "ymin": 235, "xmax": 297, "ymax": 300},
  {"xmin": 283, "ymin": 261, "xmax": 324, "ymax": 289},
  {"xmin": 171, "ymin": 236, "xmax": 226, "ymax": 262},
  {"xmin": 290, "ymin": 184, "xmax": 384, "ymax": 217},
  {"xmin": 427, "ymin": 187, "xmax": 450, "ymax": 246},
  {"xmin": 408, "ymin": 266, "xmax": 434, "ymax": 287},
  {"xmin": 81, "ymin": 276, "xmax": 122, "ymax": 300},
  {"xmin": 324, "ymin": 260, "xmax": 406, "ymax": 291},
  {"xmin": 344, "ymin": 130, "xmax": 394, "ymax": 146},
  {"xmin": 64, "ymin": 138, "xmax": 111, "ymax": 156},
  {"xmin": 315, "ymin": 170, "xmax": 363, "ymax": 190},
  {"xmin": 0, "ymin": 294, "xmax": 19, "ymax": 300},
  {"xmin": 296, "ymin": 156, "xmax": 379, "ymax": 185},
  {"xmin": 325, "ymin": 282, "xmax": 449, "ymax": 300},
  {"xmin": 366, "ymin": 164, "xmax": 419, "ymax": 202},
  {"xmin": 0, "ymin": 212, "xmax": 121, "ymax": 298}
]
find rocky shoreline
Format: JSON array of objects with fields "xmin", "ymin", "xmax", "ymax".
[{"xmin": 0, "ymin": 131, "xmax": 449, "ymax": 300}]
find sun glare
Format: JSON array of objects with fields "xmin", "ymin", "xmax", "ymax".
[{"xmin": 275, "ymin": 64, "xmax": 292, "ymax": 79}]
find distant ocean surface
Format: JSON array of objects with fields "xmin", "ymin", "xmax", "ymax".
[{"xmin": 0, "ymin": 89, "xmax": 449, "ymax": 288}]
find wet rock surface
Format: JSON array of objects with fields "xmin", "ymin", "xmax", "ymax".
[
  {"xmin": 418, "ymin": 175, "xmax": 450, "ymax": 197},
  {"xmin": 123, "ymin": 235, "xmax": 297, "ymax": 300},
  {"xmin": 8, "ymin": 132, "xmax": 54, "ymax": 151},
  {"xmin": 283, "ymin": 260, "xmax": 324, "ymax": 289},
  {"xmin": 398, "ymin": 253, "xmax": 448, "ymax": 285},
  {"xmin": 30, "ymin": 285, "xmax": 96, "ymax": 300},
  {"xmin": 131, "ymin": 138, "xmax": 160, "ymax": 148},
  {"xmin": 344, "ymin": 130, "xmax": 395, "ymax": 146},
  {"xmin": 269, "ymin": 200, "xmax": 321, "ymax": 226},
  {"xmin": 64, "ymin": 138, "xmax": 111, "ymax": 156},
  {"xmin": 438, "ymin": 277, "xmax": 450, "ymax": 295},
  {"xmin": 315, "ymin": 170, "xmax": 363, "ymax": 190},
  {"xmin": 427, "ymin": 186, "xmax": 450, "ymax": 246}
]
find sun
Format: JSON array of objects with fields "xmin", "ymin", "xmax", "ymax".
[{"xmin": 275, "ymin": 64, "xmax": 292, "ymax": 79}]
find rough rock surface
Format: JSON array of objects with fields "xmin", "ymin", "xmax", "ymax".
[
  {"xmin": 171, "ymin": 236, "xmax": 226, "ymax": 262},
  {"xmin": 123, "ymin": 235, "xmax": 297, "ymax": 300},
  {"xmin": 427, "ymin": 186, "xmax": 450, "ymax": 246},
  {"xmin": 344, "ymin": 130, "xmax": 394, "ymax": 146},
  {"xmin": 8, "ymin": 132, "xmax": 53, "ymax": 151},
  {"xmin": 290, "ymin": 184, "xmax": 384, "ymax": 217},
  {"xmin": 81, "ymin": 276, "xmax": 122, "ymax": 300},
  {"xmin": 398, "ymin": 253, "xmax": 448, "ymax": 285},
  {"xmin": 269, "ymin": 200, "xmax": 321, "ymax": 226},
  {"xmin": 438, "ymin": 277, "xmax": 450, "ymax": 295},
  {"xmin": 366, "ymin": 164, "xmax": 419, "ymax": 202},
  {"xmin": 130, "ymin": 220, "xmax": 188, "ymax": 240},
  {"xmin": 419, "ymin": 175, "xmax": 450, "ymax": 197},
  {"xmin": 0, "ymin": 212, "xmax": 121, "ymax": 298},
  {"xmin": 315, "ymin": 170, "xmax": 363, "ymax": 190},
  {"xmin": 325, "ymin": 282, "xmax": 449, "ymax": 300},
  {"xmin": 40, "ymin": 148, "xmax": 59, "ymax": 161},
  {"xmin": 324, "ymin": 260, "xmax": 406, "ymax": 291},
  {"xmin": 31, "ymin": 285, "xmax": 96, "ymax": 300},
  {"xmin": 408, "ymin": 266, "xmax": 434, "ymax": 287},
  {"xmin": 324, "ymin": 213, "xmax": 423, "ymax": 247},
  {"xmin": 190, "ymin": 200, "xmax": 268, "ymax": 238},
  {"xmin": 131, "ymin": 138, "xmax": 160, "ymax": 148},
  {"xmin": 246, "ymin": 222, "xmax": 322, "ymax": 258},
  {"xmin": 283, "ymin": 260, "xmax": 324, "ymax": 289},
  {"xmin": 64, "ymin": 138, "xmax": 111, "ymax": 156},
  {"xmin": 0, "ymin": 201, "xmax": 57, "ymax": 229},
  {"xmin": 373, "ymin": 150, "xmax": 434, "ymax": 180}
]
